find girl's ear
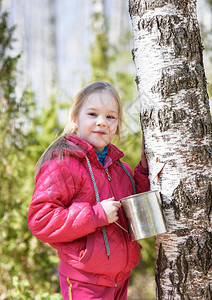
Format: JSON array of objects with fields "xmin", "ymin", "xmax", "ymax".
[
  {"xmin": 72, "ymin": 117, "xmax": 78, "ymax": 131},
  {"xmin": 72, "ymin": 117, "xmax": 76, "ymax": 124}
]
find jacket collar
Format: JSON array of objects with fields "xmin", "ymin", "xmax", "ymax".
[{"xmin": 66, "ymin": 135, "xmax": 124, "ymax": 167}]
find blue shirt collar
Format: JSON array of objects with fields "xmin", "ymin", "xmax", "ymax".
[{"xmin": 95, "ymin": 146, "xmax": 108, "ymax": 165}]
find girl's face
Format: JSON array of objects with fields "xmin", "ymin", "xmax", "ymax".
[{"xmin": 74, "ymin": 91, "xmax": 119, "ymax": 152}]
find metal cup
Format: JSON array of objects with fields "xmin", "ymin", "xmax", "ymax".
[{"xmin": 120, "ymin": 190, "xmax": 167, "ymax": 241}]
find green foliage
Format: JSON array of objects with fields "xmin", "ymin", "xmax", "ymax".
[
  {"xmin": 90, "ymin": 30, "xmax": 110, "ymax": 81},
  {"xmin": 7, "ymin": 276, "xmax": 32, "ymax": 299},
  {"xmin": 89, "ymin": 3, "xmax": 137, "ymax": 103},
  {"xmin": 90, "ymin": 6, "xmax": 112, "ymax": 82},
  {"xmin": 206, "ymin": 0, "xmax": 212, "ymax": 8},
  {"xmin": 27, "ymin": 94, "xmax": 68, "ymax": 169},
  {"xmin": 6, "ymin": 276, "xmax": 62, "ymax": 300},
  {"xmin": 0, "ymin": 3, "xmax": 66, "ymax": 297},
  {"xmin": 0, "ymin": 93, "xmax": 65, "ymax": 298}
]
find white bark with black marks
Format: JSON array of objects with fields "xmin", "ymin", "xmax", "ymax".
[{"xmin": 129, "ymin": 0, "xmax": 212, "ymax": 299}]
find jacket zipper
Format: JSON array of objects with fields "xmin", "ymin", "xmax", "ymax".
[
  {"xmin": 104, "ymin": 166, "xmax": 130, "ymax": 284},
  {"xmin": 105, "ymin": 168, "xmax": 111, "ymax": 181},
  {"xmin": 105, "ymin": 170, "xmax": 130, "ymax": 282}
]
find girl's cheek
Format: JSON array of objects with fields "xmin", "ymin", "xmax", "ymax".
[
  {"xmin": 111, "ymin": 126, "xmax": 118, "ymax": 136},
  {"xmin": 113, "ymin": 121, "xmax": 118, "ymax": 132},
  {"xmin": 110, "ymin": 119, "xmax": 118, "ymax": 127}
]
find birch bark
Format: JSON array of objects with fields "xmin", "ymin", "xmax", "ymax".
[{"xmin": 129, "ymin": 0, "xmax": 212, "ymax": 299}]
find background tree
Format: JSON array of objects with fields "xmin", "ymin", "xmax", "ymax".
[
  {"xmin": 0, "ymin": 0, "xmax": 34, "ymax": 296},
  {"xmin": 0, "ymin": 2, "xmax": 66, "ymax": 298},
  {"xmin": 129, "ymin": 0, "xmax": 212, "ymax": 299}
]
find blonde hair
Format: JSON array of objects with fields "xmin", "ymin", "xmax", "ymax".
[
  {"xmin": 35, "ymin": 81, "xmax": 122, "ymax": 176},
  {"xmin": 64, "ymin": 81, "xmax": 122, "ymax": 137}
]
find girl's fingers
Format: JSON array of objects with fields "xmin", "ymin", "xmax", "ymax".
[
  {"xmin": 104, "ymin": 197, "xmax": 115, "ymax": 201},
  {"xmin": 102, "ymin": 198, "xmax": 121, "ymax": 207}
]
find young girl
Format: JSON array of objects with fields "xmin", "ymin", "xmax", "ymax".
[{"xmin": 28, "ymin": 81, "xmax": 150, "ymax": 300}]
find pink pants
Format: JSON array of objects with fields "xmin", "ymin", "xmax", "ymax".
[{"xmin": 59, "ymin": 273, "xmax": 129, "ymax": 300}]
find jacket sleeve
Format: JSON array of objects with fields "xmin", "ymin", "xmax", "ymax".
[
  {"xmin": 27, "ymin": 157, "xmax": 108, "ymax": 244},
  {"xmin": 134, "ymin": 161, "xmax": 150, "ymax": 193},
  {"xmin": 120, "ymin": 161, "xmax": 150, "ymax": 194}
]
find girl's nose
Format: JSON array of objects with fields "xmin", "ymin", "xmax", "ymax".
[{"xmin": 96, "ymin": 115, "xmax": 107, "ymax": 126}]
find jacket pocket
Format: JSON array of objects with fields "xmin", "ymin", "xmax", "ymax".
[
  {"xmin": 77, "ymin": 226, "xmax": 126, "ymax": 276},
  {"xmin": 61, "ymin": 236, "xmax": 88, "ymax": 262},
  {"xmin": 78, "ymin": 232, "xmax": 94, "ymax": 263}
]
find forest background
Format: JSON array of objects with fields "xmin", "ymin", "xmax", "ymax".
[{"xmin": 0, "ymin": 0, "xmax": 211, "ymax": 299}]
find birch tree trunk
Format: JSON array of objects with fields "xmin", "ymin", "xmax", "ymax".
[{"xmin": 128, "ymin": 1, "xmax": 212, "ymax": 299}]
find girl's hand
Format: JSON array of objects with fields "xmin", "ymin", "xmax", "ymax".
[{"xmin": 100, "ymin": 197, "xmax": 121, "ymax": 223}]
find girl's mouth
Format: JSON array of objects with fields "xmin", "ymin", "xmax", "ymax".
[{"xmin": 93, "ymin": 131, "xmax": 106, "ymax": 135}]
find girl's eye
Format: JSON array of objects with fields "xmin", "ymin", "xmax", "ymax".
[
  {"xmin": 88, "ymin": 113, "xmax": 97, "ymax": 117},
  {"xmin": 107, "ymin": 115, "xmax": 116, "ymax": 120}
]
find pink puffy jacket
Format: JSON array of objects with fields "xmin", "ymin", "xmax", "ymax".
[{"xmin": 28, "ymin": 136, "xmax": 150, "ymax": 287}]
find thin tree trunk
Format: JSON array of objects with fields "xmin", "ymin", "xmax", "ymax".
[{"xmin": 129, "ymin": 0, "xmax": 212, "ymax": 299}]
